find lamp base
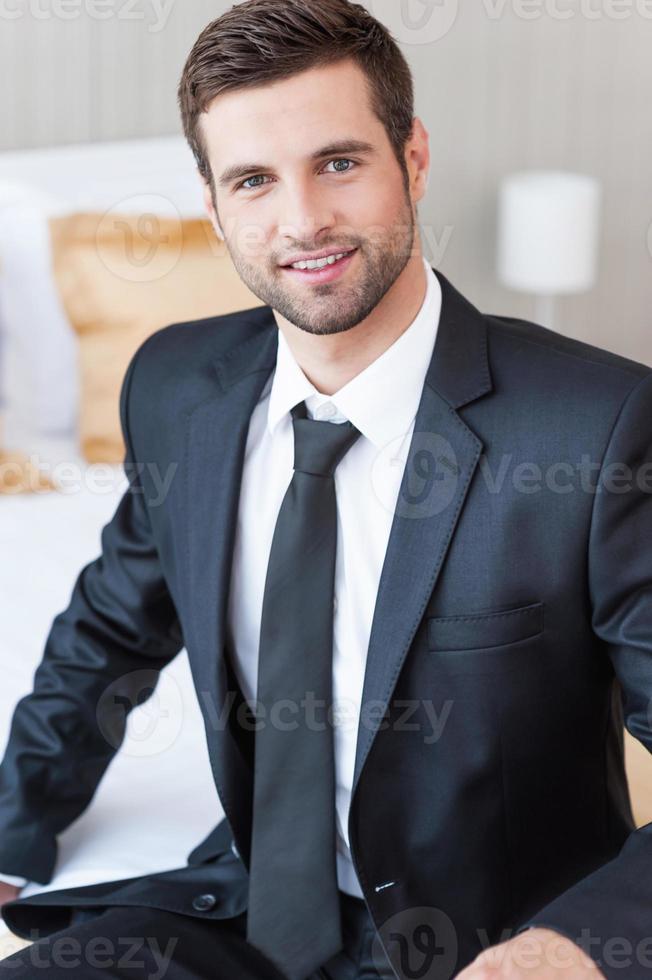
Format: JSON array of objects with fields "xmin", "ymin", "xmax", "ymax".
[{"xmin": 534, "ymin": 294, "xmax": 557, "ymax": 330}]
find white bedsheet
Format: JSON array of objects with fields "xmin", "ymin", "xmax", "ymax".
[{"xmin": 0, "ymin": 436, "xmax": 223, "ymax": 921}]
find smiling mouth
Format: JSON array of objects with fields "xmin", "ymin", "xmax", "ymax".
[
  {"xmin": 282, "ymin": 248, "xmax": 357, "ymax": 271},
  {"xmin": 279, "ymin": 250, "xmax": 359, "ymax": 287}
]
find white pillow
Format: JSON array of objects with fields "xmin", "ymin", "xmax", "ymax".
[
  {"xmin": 0, "ymin": 137, "xmax": 206, "ymax": 445},
  {"xmin": 0, "ymin": 188, "xmax": 79, "ymax": 442}
]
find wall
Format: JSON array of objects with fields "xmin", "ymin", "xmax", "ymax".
[{"xmin": 1, "ymin": 0, "xmax": 650, "ymax": 362}]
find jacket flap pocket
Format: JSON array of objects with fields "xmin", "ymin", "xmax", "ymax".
[{"xmin": 427, "ymin": 601, "xmax": 544, "ymax": 651}]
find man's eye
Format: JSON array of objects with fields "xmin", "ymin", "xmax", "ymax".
[
  {"xmin": 239, "ymin": 174, "xmax": 270, "ymax": 190},
  {"xmin": 324, "ymin": 158, "xmax": 356, "ymax": 174},
  {"xmin": 237, "ymin": 159, "xmax": 357, "ymax": 191}
]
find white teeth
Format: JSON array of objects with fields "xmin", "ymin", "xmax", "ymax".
[{"xmin": 290, "ymin": 251, "xmax": 351, "ymax": 271}]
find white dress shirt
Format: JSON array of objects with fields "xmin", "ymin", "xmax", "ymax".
[
  {"xmin": 0, "ymin": 872, "xmax": 26, "ymax": 888},
  {"xmin": 225, "ymin": 257, "xmax": 442, "ymax": 897},
  {"xmin": 0, "ymin": 258, "xmax": 442, "ymax": 897}
]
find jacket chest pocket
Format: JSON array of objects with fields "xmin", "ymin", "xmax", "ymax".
[{"xmin": 426, "ymin": 600, "xmax": 545, "ymax": 675}]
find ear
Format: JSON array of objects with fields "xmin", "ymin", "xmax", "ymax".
[
  {"xmin": 199, "ymin": 170, "xmax": 225, "ymax": 240},
  {"xmin": 407, "ymin": 116, "xmax": 431, "ymax": 203}
]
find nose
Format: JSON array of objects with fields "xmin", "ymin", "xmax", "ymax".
[{"xmin": 277, "ymin": 177, "xmax": 337, "ymax": 246}]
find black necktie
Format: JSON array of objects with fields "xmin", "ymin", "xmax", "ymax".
[{"xmin": 245, "ymin": 399, "xmax": 362, "ymax": 980}]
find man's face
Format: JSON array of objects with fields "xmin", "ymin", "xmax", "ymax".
[{"xmin": 199, "ymin": 58, "xmax": 428, "ymax": 336}]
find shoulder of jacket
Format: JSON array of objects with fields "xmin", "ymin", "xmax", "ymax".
[
  {"xmin": 485, "ymin": 312, "xmax": 651, "ymax": 391},
  {"xmin": 128, "ymin": 305, "xmax": 272, "ymax": 377}
]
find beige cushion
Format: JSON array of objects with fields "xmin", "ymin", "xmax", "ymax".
[{"xmin": 49, "ymin": 213, "xmax": 263, "ymax": 463}]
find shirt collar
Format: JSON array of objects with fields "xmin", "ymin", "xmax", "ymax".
[{"xmin": 266, "ymin": 257, "xmax": 442, "ymax": 449}]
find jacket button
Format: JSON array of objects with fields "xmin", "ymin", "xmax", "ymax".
[
  {"xmin": 231, "ymin": 839, "xmax": 240, "ymax": 859},
  {"xmin": 192, "ymin": 893, "xmax": 217, "ymax": 912}
]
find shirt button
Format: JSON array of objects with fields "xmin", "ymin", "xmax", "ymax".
[
  {"xmin": 333, "ymin": 595, "xmax": 338, "ymax": 612},
  {"xmin": 192, "ymin": 893, "xmax": 217, "ymax": 912},
  {"xmin": 317, "ymin": 401, "xmax": 337, "ymax": 420}
]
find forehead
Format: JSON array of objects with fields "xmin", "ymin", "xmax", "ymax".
[{"xmin": 200, "ymin": 59, "xmax": 383, "ymax": 164}]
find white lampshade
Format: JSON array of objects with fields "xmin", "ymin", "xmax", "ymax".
[{"xmin": 497, "ymin": 170, "xmax": 602, "ymax": 295}]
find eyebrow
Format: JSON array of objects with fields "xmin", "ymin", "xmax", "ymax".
[{"xmin": 217, "ymin": 139, "xmax": 377, "ymax": 189}]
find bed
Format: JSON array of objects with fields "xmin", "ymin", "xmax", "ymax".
[{"xmin": 0, "ymin": 136, "xmax": 226, "ymax": 955}]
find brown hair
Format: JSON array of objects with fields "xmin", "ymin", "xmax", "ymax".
[{"xmin": 177, "ymin": 0, "xmax": 415, "ymax": 206}]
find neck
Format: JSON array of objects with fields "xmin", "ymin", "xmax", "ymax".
[{"xmin": 275, "ymin": 253, "xmax": 428, "ymax": 396}]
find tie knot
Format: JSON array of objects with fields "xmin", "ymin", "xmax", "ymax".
[{"xmin": 290, "ymin": 400, "xmax": 361, "ymax": 477}]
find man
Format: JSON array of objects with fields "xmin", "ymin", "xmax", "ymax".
[{"xmin": 1, "ymin": 0, "xmax": 651, "ymax": 977}]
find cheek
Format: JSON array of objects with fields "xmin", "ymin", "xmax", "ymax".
[
  {"xmin": 224, "ymin": 214, "xmax": 276, "ymax": 264},
  {"xmin": 345, "ymin": 183, "xmax": 410, "ymax": 242}
]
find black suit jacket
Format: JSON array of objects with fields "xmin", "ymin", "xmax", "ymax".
[{"xmin": 2, "ymin": 269, "xmax": 652, "ymax": 979}]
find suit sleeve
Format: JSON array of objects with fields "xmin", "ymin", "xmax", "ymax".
[
  {"xmin": 0, "ymin": 338, "xmax": 184, "ymax": 885},
  {"xmin": 514, "ymin": 370, "xmax": 652, "ymax": 978}
]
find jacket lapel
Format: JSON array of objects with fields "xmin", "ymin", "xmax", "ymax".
[
  {"xmin": 184, "ymin": 323, "xmax": 278, "ymax": 860},
  {"xmin": 349, "ymin": 271, "xmax": 493, "ymax": 800}
]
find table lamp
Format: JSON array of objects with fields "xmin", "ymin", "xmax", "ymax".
[{"xmin": 497, "ymin": 170, "xmax": 602, "ymax": 331}]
